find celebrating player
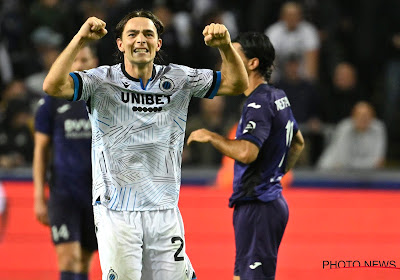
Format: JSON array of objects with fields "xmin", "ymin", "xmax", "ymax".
[
  {"xmin": 42, "ymin": 10, "xmax": 248, "ymax": 280},
  {"xmin": 187, "ymin": 32, "xmax": 305, "ymax": 280},
  {"xmin": 33, "ymin": 45, "xmax": 98, "ymax": 280}
]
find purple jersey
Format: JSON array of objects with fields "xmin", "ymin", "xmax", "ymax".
[
  {"xmin": 229, "ymin": 84, "xmax": 298, "ymax": 207},
  {"xmin": 35, "ymin": 96, "xmax": 92, "ymax": 201}
]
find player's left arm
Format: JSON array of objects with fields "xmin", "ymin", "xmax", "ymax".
[
  {"xmin": 187, "ymin": 128, "xmax": 259, "ymax": 164},
  {"xmin": 203, "ymin": 23, "xmax": 248, "ymax": 96},
  {"xmin": 285, "ymin": 130, "xmax": 305, "ymax": 173}
]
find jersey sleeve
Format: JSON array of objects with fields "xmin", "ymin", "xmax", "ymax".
[
  {"xmin": 179, "ymin": 65, "xmax": 221, "ymax": 99},
  {"xmin": 35, "ymin": 96, "xmax": 53, "ymax": 135},
  {"xmin": 237, "ymin": 100, "xmax": 273, "ymax": 148},
  {"xmin": 69, "ymin": 66, "xmax": 107, "ymax": 102}
]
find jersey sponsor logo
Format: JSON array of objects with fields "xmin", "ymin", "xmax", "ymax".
[
  {"xmin": 121, "ymin": 91, "xmax": 171, "ymax": 113},
  {"xmin": 122, "ymin": 81, "xmax": 130, "ymax": 88},
  {"xmin": 64, "ymin": 119, "xmax": 91, "ymax": 138},
  {"xmin": 243, "ymin": 121, "xmax": 256, "ymax": 134},
  {"xmin": 159, "ymin": 77, "xmax": 175, "ymax": 92},
  {"xmin": 249, "ymin": 262, "xmax": 262, "ymax": 269},
  {"xmin": 247, "ymin": 102, "xmax": 261, "ymax": 109},
  {"xmin": 275, "ymin": 96, "xmax": 291, "ymax": 111},
  {"xmin": 64, "ymin": 119, "xmax": 91, "ymax": 132},
  {"xmin": 107, "ymin": 268, "xmax": 118, "ymax": 280},
  {"xmin": 120, "ymin": 91, "xmax": 171, "ymax": 105},
  {"xmin": 57, "ymin": 104, "xmax": 71, "ymax": 114}
]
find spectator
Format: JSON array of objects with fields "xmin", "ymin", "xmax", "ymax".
[
  {"xmin": 265, "ymin": 1, "xmax": 320, "ymax": 81},
  {"xmin": 0, "ymin": 80, "xmax": 29, "ymax": 120},
  {"xmin": 0, "ymin": 99, "xmax": 34, "ymax": 168},
  {"xmin": 28, "ymin": 0, "xmax": 75, "ymax": 43},
  {"xmin": 322, "ymin": 62, "xmax": 363, "ymax": 123},
  {"xmin": 25, "ymin": 27, "xmax": 61, "ymax": 103},
  {"xmin": 317, "ymin": 101, "xmax": 386, "ymax": 170}
]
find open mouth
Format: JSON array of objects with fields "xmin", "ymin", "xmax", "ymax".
[{"xmin": 134, "ymin": 49, "xmax": 149, "ymax": 53}]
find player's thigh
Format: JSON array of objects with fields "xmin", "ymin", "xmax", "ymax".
[
  {"xmin": 233, "ymin": 198, "xmax": 289, "ymax": 279},
  {"xmin": 93, "ymin": 205, "xmax": 143, "ymax": 280},
  {"xmin": 142, "ymin": 208, "xmax": 194, "ymax": 280}
]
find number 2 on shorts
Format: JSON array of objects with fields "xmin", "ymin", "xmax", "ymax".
[{"xmin": 171, "ymin": 236, "xmax": 184, "ymax": 261}]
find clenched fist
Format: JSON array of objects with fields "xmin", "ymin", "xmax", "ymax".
[
  {"xmin": 77, "ymin": 17, "xmax": 108, "ymax": 41},
  {"xmin": 203, "ymin": 23, "xmax": 231, "ymax": 48}
]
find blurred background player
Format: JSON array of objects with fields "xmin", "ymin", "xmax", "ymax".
[
  {"xmin": 33, "ymin": 45, "xmax": 98, "ymax": 280},
  {"xmin": 42, "ymin": 9, "xmax": 248, "ymax": 280},
  {"xmin": 187, "ymin": 32, "xmax": 304, "ymax": 280}
]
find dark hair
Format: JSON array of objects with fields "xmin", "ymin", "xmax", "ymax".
[
  {"xmin": 233, "ymin": 32, "xmax": 275, "ymax": 82},
  {"xmin": 115, "ymin": 10, "xmax": 164, "ymax": 63}
]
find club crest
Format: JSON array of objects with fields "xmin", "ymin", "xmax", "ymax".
[
  {"xmin": 159, "ymin": 77, "xmax": 175, "ymax": 92},
  {"xmin": 107, "ymin": 268, "xmax": 118, "ymax": 280}
]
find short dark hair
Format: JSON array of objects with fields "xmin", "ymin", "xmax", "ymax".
[
  {"xmin": 115, "ymin": 10, "xmax": 164, "ymax": 62},
  {"xmin": 233, "ymin": 32, "xmax": 275, "ymax": 82}
]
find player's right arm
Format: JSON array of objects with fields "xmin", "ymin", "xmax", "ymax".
[
  {"xmin": 33, "ymin": 132, "xmax": 51, "ymax": 226},
  {"xmin": 285, "ymin": 130, "xmax": 305, "ymax": 173},
  {"xmin": 187, "ymin": 129, "xmax": 260, "ymax": 165},
  {"xmin": 202, "ymin": 23, "xmax": 248, "ymax": 96},
  {"xmin": 43, "ymin": 17, "xmax": 107, "ymax": 99}
]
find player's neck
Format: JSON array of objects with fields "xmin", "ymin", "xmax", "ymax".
[
  {"xmin": 124, "ymin": 58, "xmax": 154, "ymax": 83},
  {"xmin": 244, "ymin": 73, "xmax": 267, "ymax": 96}
]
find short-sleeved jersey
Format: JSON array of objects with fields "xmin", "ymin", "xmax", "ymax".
[
  {"xmin": 35, "ymin": 96, "xmax": 92, "ymax": 201},
  {"xmin": 70, "ymin": 62, "xmax": 221, "ymax": 211},
  {"xmin": 229, "ymin": 84, "xmax": 298, "ymax": 207}
]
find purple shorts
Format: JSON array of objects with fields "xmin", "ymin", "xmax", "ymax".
[
  {"xmin": 48, "ymin": 195, "xmax": 97, "ymax": 252},
  {"xmin": 233, "ymin": 195, "xmax": 289, "ymax": 279}
]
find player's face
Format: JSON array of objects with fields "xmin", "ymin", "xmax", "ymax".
[
  {"xmin": 71, "ymin": 47, "xmax": 98, "ymax": 72},
  {"xmin": 233, "ymin": 42, "xmax": 250, "ymax": 74},
  {"xmin": 117, "ymin": 17, "xmax": 162, "ymax": 65}
]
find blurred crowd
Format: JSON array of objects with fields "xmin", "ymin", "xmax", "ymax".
[{"xmin": 0, "ymin": 0, "xmax": 399, "ymax": 170}]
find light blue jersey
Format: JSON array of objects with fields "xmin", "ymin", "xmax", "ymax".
[{"xmin": 70, "ymin": 62, "xmax": 221, "ymax": 211}]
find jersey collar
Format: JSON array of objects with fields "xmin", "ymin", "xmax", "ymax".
[{"xmin": 121, "ymin": 61, "xmax": 156, "ymax": 82}]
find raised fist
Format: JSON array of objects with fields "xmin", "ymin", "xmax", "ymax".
[
  {"xmin": 203, "ymin": 23, "xmax": 231, "ymax": 48},
  {"xmin": 77, "ymin": 17, "xmax": 108, "ymax": 41}
]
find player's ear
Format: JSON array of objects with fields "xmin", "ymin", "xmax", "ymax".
[
  {"xmin": 116, "ymin": 38, "xmax": 125, "ymax": 53},
  {"xmin": 248, "ymin": 58, "xmax": 259, "ymax": 71},
  {"xmin": 156, "ymin": 38, "xmax": 162, "ymax": 51}
]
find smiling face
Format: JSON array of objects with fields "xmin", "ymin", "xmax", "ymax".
[{"xmin": 116, "ymin": 17, "xmax": 162, "ymax": 66}]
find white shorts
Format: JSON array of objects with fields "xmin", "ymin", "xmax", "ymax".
[{"xmin": 93, "ymin": 204, "xmax": 196, "ymax": 280}]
